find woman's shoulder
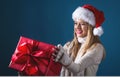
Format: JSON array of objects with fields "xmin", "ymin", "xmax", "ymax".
[
  {"xmin": 65, "ymin": 41, "xmax": 71, "ymax": 45},
  {"xmin": 90, "ymin": 43, "xmax": 105, "ymax": 50},
  {"xmin": 63, "ymin": 41, "xmax": 74, "ymax": 50},
  {"xmin": 87, "ymin": 43, "xmax": 105, "ymax": 56},
  {"xmin": 63, "ymin": 41, "xmax": 71, "ymax": 47}
]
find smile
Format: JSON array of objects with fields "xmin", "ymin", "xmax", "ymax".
[{"xmin": 76, "ymin": 30, "xmax": 82, "ymax": 34}]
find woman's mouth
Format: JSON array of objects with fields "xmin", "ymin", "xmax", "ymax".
[{"xmin": 76, "ymin": 30, "xmax": 82, "ymax": 34}]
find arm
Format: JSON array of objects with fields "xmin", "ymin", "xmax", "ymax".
[
  {"xmin": 67, "ymin": 44, "xmax": 104, "ymax": 73},
  {"xmin": 53, "ymin": 43, "xmax": 104, "ymax": 74}
]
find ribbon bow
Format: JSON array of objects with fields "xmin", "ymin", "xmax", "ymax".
[{"xmin": 10, "ymin": 41, "xmax": 55, "ymax": 76}]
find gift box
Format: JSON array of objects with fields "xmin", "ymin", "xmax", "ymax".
[{"xmin": 9, "ymin": 36, "xmax": 62, "ymax": 76}]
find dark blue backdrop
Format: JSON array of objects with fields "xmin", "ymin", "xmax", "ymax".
[{"xmin": 0, "ymin": 0, "xmax": 120, "ymax": 76}]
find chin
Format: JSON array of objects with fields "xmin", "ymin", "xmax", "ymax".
[
  {"xmin": 77, "ymin": 34, "xmax": 86, "ymax": 38},
  {"xmin": 77, "ymin": 35, "xmax": 83, "ymax": 38}
]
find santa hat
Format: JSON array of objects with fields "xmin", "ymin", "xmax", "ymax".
[{"xmin": 72, "ymin": 4, "xmax": 105, "ymax": 36}]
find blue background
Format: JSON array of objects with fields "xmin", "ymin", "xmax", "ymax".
[{"xmin": 0, "ymin": 0, "xmax": 120, "ymax": 76}]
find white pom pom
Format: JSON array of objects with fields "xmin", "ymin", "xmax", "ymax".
[{"xmin": 93, "ymin": 26, "xmax": 104, "ymax": 36}]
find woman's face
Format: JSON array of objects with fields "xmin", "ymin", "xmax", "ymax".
[{"xmin": 74, "ymin": 19, "xmax": 88, "ymax": 38}]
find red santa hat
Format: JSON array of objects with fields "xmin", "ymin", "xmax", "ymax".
[{"xmin": 72, "ymin": 4, "xmax": 105, "ymax": 36}]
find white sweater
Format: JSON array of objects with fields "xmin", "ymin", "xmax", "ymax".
[{"xmin": 60, "ymin": 42, "xmax": 105, "ymax": 76}]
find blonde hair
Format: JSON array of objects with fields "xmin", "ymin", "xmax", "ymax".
[{"xmin": 69, "ymin": 24, "xmax": 105, "ymax": 61}]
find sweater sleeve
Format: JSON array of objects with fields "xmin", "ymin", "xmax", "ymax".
[
  {"xmin": 60, "ymin": 42, "xmax": 71, "ymax": 76},
  {"xmin": 66, "ymin": 43, "xmax": 104, "ymax": 74},
  {"xmin": 63, "ymin": 42, "xmax": 71, "ymax": 51}
]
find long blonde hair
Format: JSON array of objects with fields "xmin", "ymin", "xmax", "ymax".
[{"xmin": 69, "ymin": 24, "xmax": 105, "ymax": 61}]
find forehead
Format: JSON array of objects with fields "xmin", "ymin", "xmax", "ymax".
[{"xmin": 74, "ymin": 19, "xmax": 87, "ymax": 23}]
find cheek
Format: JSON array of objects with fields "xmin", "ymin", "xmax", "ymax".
[
  {"xmin": 74, "ymin": 25, "xmax": 77, "ymax": 29},
  {"xmin": 74, "ymin": 26, "xmax": 77, "ymax": 32},
  {"xmin": 82, "ymin": 27, "xmax": 88, "ymax": 34}
]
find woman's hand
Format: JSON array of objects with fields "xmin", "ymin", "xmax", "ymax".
[{"xmin": 52, "ymin": 44, "xmax": 72, "ymax": 67}]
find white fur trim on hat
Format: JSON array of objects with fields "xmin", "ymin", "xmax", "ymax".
[
  {"xmin": 72, "ymin": 7, "xmax": 95, "ymax": 26},
  {"xmin": 93, "ymin": 26, "xmax": 104, "ymax": 36}
]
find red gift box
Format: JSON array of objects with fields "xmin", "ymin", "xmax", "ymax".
[{"xmin": 9, "ymin": 36, "xmax": 62, "ymax": 76}]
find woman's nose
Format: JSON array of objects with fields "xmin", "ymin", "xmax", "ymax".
[{"xmin": 76, "ymin": 24, "xmax": 81, "ymax": 29}]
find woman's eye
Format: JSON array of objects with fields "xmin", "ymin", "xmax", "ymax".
[
  {"xmin": 74, "ymin": 23, "xmax": 77, "ymax": 26},
  {"xmin": 81, "ymin": 24, "xmax": 85, "ymax": 25},
  {"xmin": 81, "ymin": 23, "xmax": 87, "ymax": 26},
  {"xmin": 74, "ymin": 22, "xmax": 77, "ymax": 25}
]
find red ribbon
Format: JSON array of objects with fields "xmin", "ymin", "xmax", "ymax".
[{"xmin": 11, "ymin": 41, "xmax": 55, "ymax": 76}]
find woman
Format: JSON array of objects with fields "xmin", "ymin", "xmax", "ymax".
[{"xmin": 52, "ymin": 4, "xmax": 106, "ymax": 76}]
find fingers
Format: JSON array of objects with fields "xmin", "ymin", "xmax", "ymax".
[
  {"xmin": 52, "ymin": 47, "xmax": 58, "ymax": 56},
  {"xmin": 52, "ymin": 44, "xmax": 64, "ymax": 62},
  {"xmin": 52, "ymin": 47, "xmax": 59, "ymax": 61},
  {"xmin": 55, "ymin": 50, "xmax": 63, "ymax": 62},
  {"xmin": 52, "ymin": 50, "xmax": 62, "ymax": 62},
  {"xmin": 57, "ymin": 44, "xmax": 62, "ymax": 49}
]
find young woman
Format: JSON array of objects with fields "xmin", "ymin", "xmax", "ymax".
[{"xmin": 52, "ymin": 4, "xmax": 106, "ymax": 76}]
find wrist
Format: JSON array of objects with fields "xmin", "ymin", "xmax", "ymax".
[{"xmin": 64, "ymin": 59, "xmax": 73, "ymax": 67}]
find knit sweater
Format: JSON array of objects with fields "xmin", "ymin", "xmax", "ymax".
[{"xmin": 60, "ymin": 42, "xmax": 105, "ymax": 76}]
